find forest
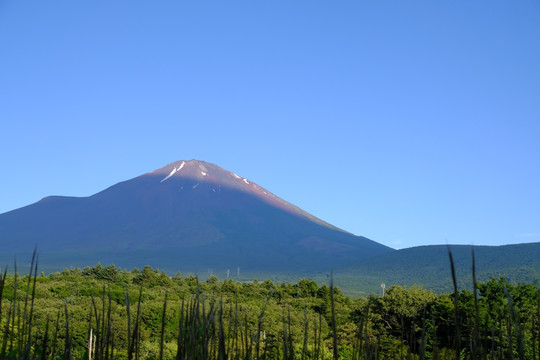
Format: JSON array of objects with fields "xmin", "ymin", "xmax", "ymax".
[{"xmin": 0, "ymin": 253, "xmax": 539, "ymax": 360}]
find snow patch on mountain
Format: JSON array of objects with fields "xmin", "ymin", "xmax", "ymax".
[{"xmin": 160, "ymin": 161, "xmax": 185, "ymax": 182}]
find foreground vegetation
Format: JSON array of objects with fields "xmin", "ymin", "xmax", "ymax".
[{"xmin": 1, "ymin": 252, "xmax": 539, "ymax": 360}]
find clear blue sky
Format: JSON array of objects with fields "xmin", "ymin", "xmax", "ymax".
[{"xmin": 1, "ymin": 1, "xmax": 539, "ymax": 249}]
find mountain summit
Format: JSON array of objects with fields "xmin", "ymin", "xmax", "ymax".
[
  {"xmin": 152, "ymin": 160, "xmax": 342, "ymax": 230},
  {"xmin": 0, "ymin": 160, "xmax": 393, "ymax": 274}
]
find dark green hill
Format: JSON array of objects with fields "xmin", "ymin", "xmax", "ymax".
[{"xmin": 332, "ymin": 242, "xmax": 540, "ymax": 296}]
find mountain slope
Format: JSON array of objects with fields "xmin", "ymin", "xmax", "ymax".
[
  {"xmin": 0, "ymin": 160, "xmax": 393, "ymax": 273},
  {"xmin": 333, "ymin": 242, "xmax": 540, "ymax": 295}
]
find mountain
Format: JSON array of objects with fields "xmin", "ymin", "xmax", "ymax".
[
  {"xmin": 332, "ymin": 242, "xmax": 540, "ymax": 296},
  {"xmin": 0, "ymin": 160, "xmax": 393, "ymax": 274}
]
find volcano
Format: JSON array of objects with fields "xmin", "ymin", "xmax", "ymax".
[{"xmin": 0, "ymin": 160, "xmax": 393, "ymax": 274}]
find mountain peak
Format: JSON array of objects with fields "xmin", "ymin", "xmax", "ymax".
[
  {"xmin": 151, "ymin": 159, "xmax": 252, "ymax": 188},
  {"xmin": 148, "ymin": 159, "xmax": 339, "ymax": 230}
]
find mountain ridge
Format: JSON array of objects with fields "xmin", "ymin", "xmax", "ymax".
[{"xmin": 331, "ymin": 242, "xmax": 540, "ymax": 295}]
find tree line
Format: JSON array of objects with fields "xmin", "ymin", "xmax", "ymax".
[{"xmin": 0, "ymin": 256, "xmax": 539, "ymax": 359}]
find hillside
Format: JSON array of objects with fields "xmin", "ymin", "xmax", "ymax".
[{"xmin": 333, "ymin": 242, "xmax": 540, "ymax": 295}]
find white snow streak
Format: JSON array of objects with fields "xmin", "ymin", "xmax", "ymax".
[
  {"xmin": 160, "ymin": 161, "xmax": 185, "ymax": 182},
  {"xmin": 243, "ymin": 178, "xmax": 249, "ymax": 185},
  {"xmin": 161, "ymin": 169, "xmax": 177, "ymax": 182},
  {"xmin": 201, "ymin": 171, "xmax": 207, "ymax": 176}
]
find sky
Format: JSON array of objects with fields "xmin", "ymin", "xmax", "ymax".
[{"xmin": 1, "ymin": 1, "xmax": 539, "ymax": 250}]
